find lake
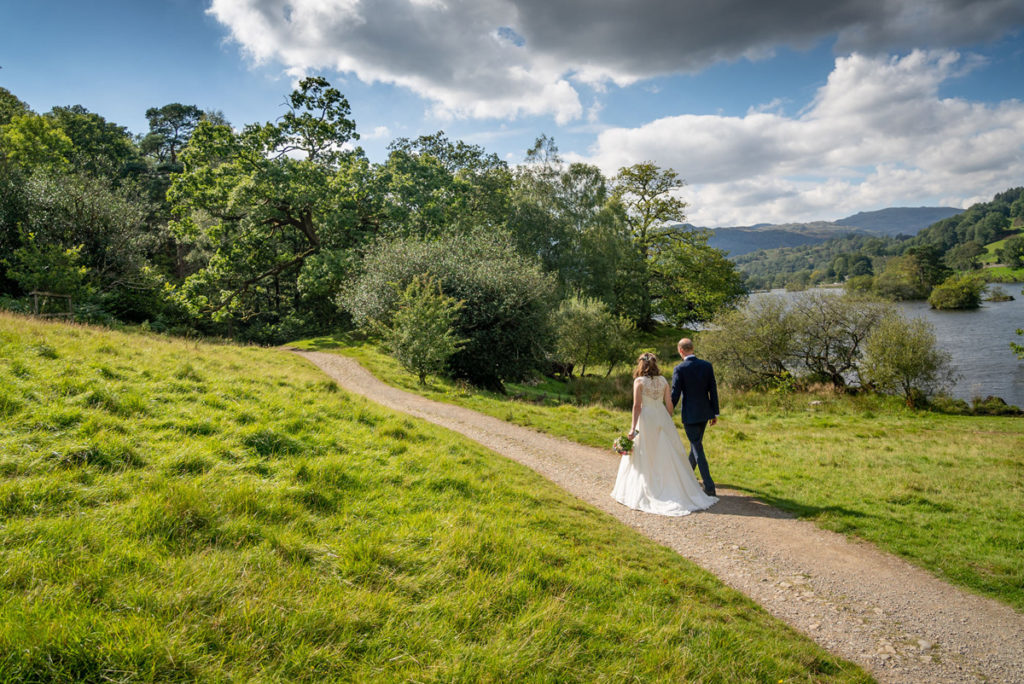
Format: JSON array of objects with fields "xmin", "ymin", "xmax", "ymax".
[{"xmin": 750, "ymin": 285, "xmax": 1024, "ymax": 408}]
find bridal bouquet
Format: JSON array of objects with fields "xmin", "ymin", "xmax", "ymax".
[{"xmin": 612, "ymin": 434, "xmax": 634, "ymax": 455}]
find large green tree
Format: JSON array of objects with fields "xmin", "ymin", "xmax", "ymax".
[
  {"xmin": 167, "ymin": 77, "xmax": 371, "ymax": 340},
  {"xmin": 611, "ymin": 161, "xmax": 688, "ymax": 328}
]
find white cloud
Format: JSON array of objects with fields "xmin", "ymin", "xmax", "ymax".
[
  {"xmin": 571, "ymin": 51, "xmax": 1024, "ymax": 226},
  {"xmin": 363, "ymin": 125, "xmax": 391, "ymax": 140},
  {"xmin": 208, "ymin": 0, "xmax": 1024, "ymax": 123}
]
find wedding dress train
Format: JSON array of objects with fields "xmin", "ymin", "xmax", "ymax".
[{"xmin": 611, "ymin": 375, "xmax": 718, "ymax": 516}]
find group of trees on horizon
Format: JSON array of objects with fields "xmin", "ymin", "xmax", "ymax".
[{"xmin": 0, "ymin": 79, "xmax": 745, "ymax": 389}]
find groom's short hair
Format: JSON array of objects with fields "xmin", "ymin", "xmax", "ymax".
[{"xmin": 678, "ymin": 338, "xmax": 694, "ymax": 353}]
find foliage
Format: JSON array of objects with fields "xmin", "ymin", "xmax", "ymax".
[
  {"xmin": 4, "ymin": 230, "xmax": 88, "ymax": 297},
  {"xmin": 1, "ymin": 112, "xmax": 74, "ymax": 170},
  {"xmin": 789, "ymin": 292, "xmax": 891, "ymax": 388},
  {"xmin": 385, "ymin": 275, "xmax": 465, "ymax": 384},
  {"xmin": 342, "ymin": 231, "xmax": 556, "ymax": 389},
  {"xmin": 737, "ymin": 188, "xmax": 1024, "ymax": 292},
  {"xmin": 140, "ymin": 103, "xmax": 203, "ymax": 164},
  {"xmin": 167, "ymin": 77, "xmax": 370, "ymax": 340},
  {"xmin": 377, "ymin": 132, "xmax": 511, "ymax": 238},
  {"xmin": 1012, "ymin": 328, "xmax": 1024, "ymax": 360},
  {"xmin": 46, "ymin": 105, "xmax": 139, "ymax": 176},
  {"xmin": 0, "ymin": 87, "xmax": 30, "ymax": 127},
  {"xmin": 928, "ymin": 274, "xmax": 984, "ymax": 310},
  {"xmin": 996, "ymin": 234, "xmax": 1024, "ymax": 268},
  {"xmin": 872, "ymin": 253, "xmax": 936, "ymax": 300},
  {"xmin": 509, "ymin": 137, "xmax": 632, "ymax": 311},
  {"xmin": 702, "ymin": 295, "xmax": 797, "ymax": 389},
  {"xmin": 704, "ymin": 292, "xmax": 893, "ymax": 390},
  {"xmin": 611, "ymin": 161, "xmax": 687, "ymax": 328},
  {"xmin": 550, "ymin": 294, "xmax": 635, "ymax": 378},
  {"xmin": 943, "ymin": 240, "xmax": 985, "ymax": 270},
  {"xmin": 863, "ymin": 312, "xmax": 953, "ymax": 405},
  {"xmin": 652, "ymin": 227, "xmax": 746, "ymax": 325}
]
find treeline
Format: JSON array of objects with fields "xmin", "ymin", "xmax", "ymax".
[
  {"xmin": 737, "ymin": 187, "xmax": 1024, "ymax": 292},
  {"xmin": 0, "ymin": 79, "xmax": 744, "ymax": 389}
]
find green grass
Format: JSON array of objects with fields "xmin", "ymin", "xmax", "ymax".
[
  {"xmin": 292, "ymin": 333, "xmax": 1024, "ymax": 613},
  {"xmin": 0, "ymin": 313, "xmax": 868, "ymax": 682}
]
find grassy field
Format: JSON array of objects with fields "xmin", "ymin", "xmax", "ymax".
[
  {"xmin": 291, "ymin": 333, "xmax": 1024, "ymax": 613},
  {"xmin": 0, "ymin": 313, "xmax": 869, "ymax": 682}
]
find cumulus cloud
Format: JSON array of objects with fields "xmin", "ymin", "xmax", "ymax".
[
  {"xmin": 574, "ymin": 51, "xmax": 1024, "ymax": 225},
  {"xmin": 207, "ymin": 0, "xmax": 1024, "ymax": 122}
]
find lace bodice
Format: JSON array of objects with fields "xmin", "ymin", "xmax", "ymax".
[{"xmin": 637, "ymin": 375, "xmax": 668, "ymax": 405}]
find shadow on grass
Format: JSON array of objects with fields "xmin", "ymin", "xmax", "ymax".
[{"xmin": 706, "ymin": 486, "xmax": 873, "ymax": 523}]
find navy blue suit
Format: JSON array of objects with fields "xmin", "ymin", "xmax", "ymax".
[{"xmin": 671, "ymin": 355, "xmax": 719, "ymax": 495}]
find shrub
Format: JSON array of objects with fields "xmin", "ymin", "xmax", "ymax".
[
  {"xmin": 341, "ymin": 231, "xmax": 556, "ymax": 389},
  {"xmin": 386, "ymin": 275, "xmax": 465, "ymax": 384},
  {"xmin": 701, "ymin": 295, "xmax": 798, "ymax": 389},
  {"xmin": 862, "ymin": 312, "xmax": 953, "ymax": 406},
  {"xmin": 928, "ymin": 274, "xmax": 984, "ymax": 310},
  {"xmin": 550, "ymin": 294, "xmax": 635, "ymax": 377},
  {"xmin": 789, "ymin": 292, "xmax": 891, "ymax": 388}
]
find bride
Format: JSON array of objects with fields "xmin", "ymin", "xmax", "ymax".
[{"xmin": 612, "ymin": 352, "xmax": 718, "ymax": 516}]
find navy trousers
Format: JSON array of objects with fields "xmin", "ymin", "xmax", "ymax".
[{"xmin": 684, "ymin": 421, "xmax": 715, "ymax": 494}]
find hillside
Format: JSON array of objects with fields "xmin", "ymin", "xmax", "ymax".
[
  {"xmin": 0, "ymin": 314, "xmax": 865, "ymax": 681},
  {"xmin": 834, "ymin": 206, "xmax": 962, "ymax": 236},
  {"xmin": 701, "ymin": 206, "xmax": 959, "ymax": 257}
]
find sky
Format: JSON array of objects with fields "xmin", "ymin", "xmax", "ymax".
[{"xmin": 2, "ymin": 0, "xmax": 1024, "ymax": 227}]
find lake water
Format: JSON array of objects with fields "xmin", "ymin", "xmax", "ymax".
[{"xmin": 750, "ymin": 285, "xmax": 1024, "ymax": 408}]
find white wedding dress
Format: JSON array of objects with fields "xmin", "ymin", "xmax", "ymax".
[{"xmin": 611, "ymin": 375, "xmax": 718, "ymax": 516}]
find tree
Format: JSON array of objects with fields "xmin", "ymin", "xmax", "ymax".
[
  {"xmin": 0, "ymin": 87, "xmax": 30, "ymax": 127},
  {"xmin": 651, "ymin": 227, "xmax": 745, "ymax": 326},
  {"xmin": 141, "ymin": 103, "xmax": 203, "ymax": 164},
  {"xmin": 375, "ymin": 132, "xmax": 511, "ymax": 239},
  {"xmin": 550, "ymin": 295, "xmax": 630, "ymax": 378},
  {"xmin": 701, "ymin": 295, "xmax": 799, "ymax": 389},
  {"xmin": 1, "ymin": 113, "xmax": 73, "ymax": 170},
  {"xmin": 46, "ymin": 105, "xmax": 138, "ymax": 176},
  {"xmin": 928, "ymin": 274, "xmax": 984, "ymax": 310},
  {"xmin": 509, "ymin": 137, "xmax": 631, "ymax": 309},
  {"xmin": 167, "ymin": 77, "xmax": 370, "ymax": 339},
  {"xmin": 996, "ymin": 235, "xmax": 1024, "ymax": 268},
  {"xmin": 863, "ymin": 312, "xmax": 952, "ymax": 406},
  {"xmin": 611, "ymin": 161, "xmax": 687, "ymax": 328},
  {"xmin": 342, "ymin": 231, "xmax": 556, "ymax": 390},
  {"xmin": 789, "ymin": 292, "xmax": 891, "ymax": 388},
  {"xmin": 943, "ymin": 241, "xmax": 985, "ymax": 271},
  {"xmin": 386, "ymin": 275, "xmax": 465, "ymax": 384}
]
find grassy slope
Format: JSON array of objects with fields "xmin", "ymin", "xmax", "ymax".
[
  {"xmin": 291, "ymin": 334, "xmax": 1024, "ymax": 613},
  {"xmin": 0, "ymin": 313, "xmax": 868, "ymax": 682}
]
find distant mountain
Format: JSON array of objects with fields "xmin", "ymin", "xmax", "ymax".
[
  {"xmin": 696, "ymin": 206, "xmax": 963, "ymax": 257},
  {"xmin": 834, "ymin": 207, "xmax": 962, "ymax": 236}
]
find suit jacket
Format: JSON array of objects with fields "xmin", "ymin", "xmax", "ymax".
[{"xmin": 671, "ymin": 355, "xmax": 720, "ymax": 425}]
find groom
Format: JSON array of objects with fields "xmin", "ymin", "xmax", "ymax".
[{"xmin": 670, "ymin": 338, "xmax": 719, "ymax": 496}]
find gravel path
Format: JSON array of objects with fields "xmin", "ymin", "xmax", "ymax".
[{"xmin": 296, "ymin": 350, "xmax": 1024, "ymax": 683}]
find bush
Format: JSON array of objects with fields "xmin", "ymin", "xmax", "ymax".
[
  {"xmin": 701, "ymin": 295, "xmax": 797, "ymax": 389},
  {"xmin": 341, "ymin": 231, "xmax": 556, "ymax": 389},
  {"xmin": 790, "ymin": 292, "xmax": 891, "ymax": 388},
  {"xmin": 862, "ymin": 312, "xmax": 953, "ymax": 406},
  {"xmin": 386, "ymin": 275, "xmax": 465, "ymax": 384},
  {"xmin": 928, "ymin": 274, "xmax": 984, "ymax": 310},
  {"xmin": 550, "ymin": 294, "xmax": 635, "ymax": 377}
]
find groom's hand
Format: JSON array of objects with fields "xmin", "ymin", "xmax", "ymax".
[{"xmin": 710, "ymin": 417, "xmax": 718, "ymax": 426}]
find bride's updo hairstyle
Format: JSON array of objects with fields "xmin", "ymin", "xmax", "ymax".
[{"xmin": 632, "ymin": 352, "xmax": 661, "ymax": 378}]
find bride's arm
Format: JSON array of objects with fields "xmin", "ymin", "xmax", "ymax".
[
  {"xmin": 662, "ymin": 380, "xmax": 674, "ymax": 415},
  {"xmin": 629, "ymin": 378, "xmax": 642, "ymax": 439}
]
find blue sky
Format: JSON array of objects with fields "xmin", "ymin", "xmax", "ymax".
[{"xmin": 3, "ymin": 0, "xmax": 1023, "ymax": 226}]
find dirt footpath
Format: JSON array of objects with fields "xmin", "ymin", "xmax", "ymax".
[{"xmin": 296, "ymin": 350, "xmax": 1024, "ymax": 683}]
